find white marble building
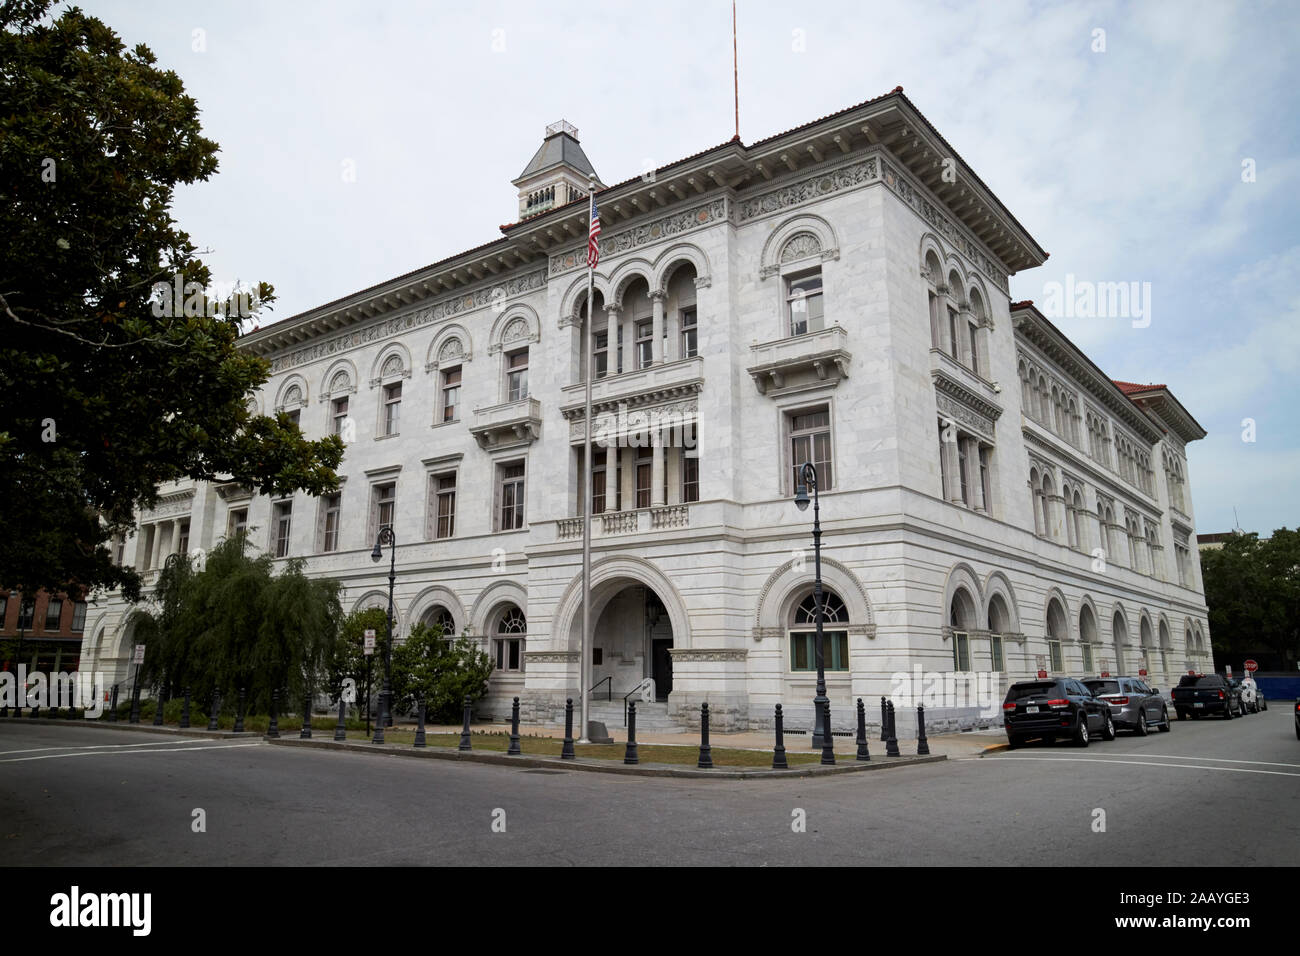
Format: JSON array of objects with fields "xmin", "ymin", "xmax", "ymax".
[{"xmin": 83, "ymin": 93, "xmax": 1213, "ymax": 734}]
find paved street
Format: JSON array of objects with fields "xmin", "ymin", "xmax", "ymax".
[{"xmin": 1, "ymin": 710, "xmax": 1295, "ymax": 865}]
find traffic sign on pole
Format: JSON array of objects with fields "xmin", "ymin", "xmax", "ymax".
[
  {"xmin": 1244, "ymin": 659, "xmax": 1258, "ymax": 673},
  {"xmin": 133, "ymin": 644, "xmax": 145, "ymax": 664}
]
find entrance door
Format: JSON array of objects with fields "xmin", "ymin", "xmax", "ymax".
[{"xmin": 652, "ymin": 639, "xmax": 673, "ymax": 701}]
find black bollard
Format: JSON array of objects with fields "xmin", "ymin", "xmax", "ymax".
[
  {"xmin": 458, "ymin": 695, "xmax": 472, "ymax": 751},
  {"xmin": 697, "ymin": 702, "xmax": 714, "ymax": 769},
  {"xmin": 180, "ymin": 687, "xmax": 191, "ymax": 729},
  {"xmin": 820, "ymin": 700, "xmax": 836, "ymax": 766},
  {"xmin": 1, "ymin": 703, "xmax": 7, "ymax": 717},
  {"xmin": 856, "ymin": 697, "xmax": 871, "ymax": 761},
  {"xmin": 507, "ymin": 697, "xmax": 521, "ymax": 755},
  {"xmin": 414, "ymin": 701, "xmax": 426, "ymax": 748},
  {"xmin": 880, "ymin": 696, "xmax": 888, "ymax": 741},
  {"xmin": 207, "ymin": 691, "xmax": 220, "ymax": 732},
  {"xmin": 772, "ymin": 703, "xmax": 789, "ymax": 770},
  {"xmin": 129, "ymin": 682, "xmax": 141, "ymax": 724},
  {"xmin": 624, "ymin": 699, "xmax": 639, "ymax": 765},
  {"xmin": 109, "ymin": 685, "xmax": 119, "ymax": 723},
  {"xmin": 916, "ymin": 703, "xmax": 930, "ymax": 755},
  {"xmin": 266, "ymin": 689, "xmax": 280, "ymax": 738},
  {"xmin": 334, "ymin": 694, "xmax": 347, "ymax": 741},
  {"xmin": 885, "ymin": 700, "xmax": 901, "ymax": 756},
  {"xmin": 300, "ymin": 694, "xmax": 313, "ymax": 739},
  {"xmin": 152, "ymin": 689, "xmax": 165, "ymax": 726},
  {"xmin": 233, "ymin": 687, "xmax": 245, "ymax": 733},
  {"xmin": 29, "ymin": 704, "xmax": 39, "ymax": 718},
  {"xmin": 561, "ymin": 698, "xmax": 576, "ymax": 759}
]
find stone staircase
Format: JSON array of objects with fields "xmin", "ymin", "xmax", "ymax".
[{"xmin": 588, "ymin": 700, "xmax": 687, "ymax": 734}]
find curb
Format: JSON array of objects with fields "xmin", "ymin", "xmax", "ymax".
[
  {"xmin": 981, "ymin": 742, "xmax": 1010, "ymax": 754},
  {"xmin": 265, "ymin": 736, "xmax": 948, "ymax": 779},
  {"xmin": 0, "ymin": 716, "xmax": 262, "ymax": 740}
]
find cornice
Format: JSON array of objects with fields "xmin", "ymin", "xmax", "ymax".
[{"xmin": 932, "ymin": 367, "xmax": 1004, "ymax": 422}]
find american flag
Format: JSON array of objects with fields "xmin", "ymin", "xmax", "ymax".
[{"xmin": 587, "ymin": 195, "xmax": 601, "ymax": 268}]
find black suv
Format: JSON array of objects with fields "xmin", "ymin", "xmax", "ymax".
[{"xmin": 1003, "ymin": 678, "xmax": 1115, "ymax": 748}]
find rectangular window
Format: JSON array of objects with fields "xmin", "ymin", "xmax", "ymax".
[
  {"xmin": 44, "ymin": 598, "xmax": 63, "ymax": 632},
  {"xmin": 494, "ymin": 638, "xmax": 523, "ymax": 671},
  {"xmin": 680, "ymin": 307, "xmax": 697, "ymax": 358},
  {"xmin": 506, "ymin": 348, "xmax": 529, "ymax": 402},
  {"xmin": 17, "ymin": 598, "xmax": 34, "ymax": 630},
  {"xmin": 1048, "ymin": 640, "xmax": 1063, "ymax": 672},
  {"xmin": 227, "ymin": 507, "xmax": 248, "ymax": 541},
  {"xmin": 635, "ymin": 446, "xmax": 652, "ymax": 509},
  {"xmin": 372, "ymin": 483, "xmax": 396, "ymax": 536},
  {"xmin": 70, "ymin": 601, "xmax": 87, "ymax": 633},
  {"xmin": 594, "ymin": 331, "xmax": 609, "ymax": 379},
  {"xmin": 1081, "ymin": 642, "xmax": 1094, "ymax": 673},
  {"xmin": 681, "ymin": 453, "xmax": 700, "ymax": 503},
  {"xmin": 272, "ymin": 501, "xmax": 293, "ymax": 558},
  {"xmin": 177, "ymin": 520, "xmax": 190, "ymax": 556},
  {"xmin": 286, "ymin": 408, "xmax": 301, "ymax": 429},
  {"xmin": 787, "ymin": 271, "xmax": 824, "ymax": 336},
  {"xmin": 958, "ymin": 438, "xmax": 970, "ymax": 506},
  {"xmin": 437, "ymin": 366, "xmax": 460, "ymax": 423},
  {"xmin": 979, "ymin": 446, "xmax": 992, "ymax": 512},
  {"xmin": 952, "ymin": 631, "xmax": 970, "ymax": 670},
  {"xmin": 321, "ymin": 493, "xmax": 341, "ymax": 552},
  {"xmin": 115, "ymin": 535, "xmax": 126, "ymax": 566},
  {"xmin": 790, "ymin": 631, "xmax": 849, "ymax": 671},
  {"xmin": 332, "ymin": 396, "xmax": 349, "ymax": 436},
  {"xmin": 434, "ymin": 473, "xmax": 456, "ymax": 539},
  {"xmin": 990, "ymin": 634, "xmax": 1004, "ymax": 672},
  {"xmin": 383, "ymin": 382, "xmax": 402, "ymax": 436},
  {"xmin": 635, "ymin": 319, "xmax": 654, "ymax": 370},
  {"xmin": 498, "ymin": 462, "xmax": 525, "ymax": 531},
  {"xmin": 789, "ymin": 408, "xmax": 833, "ymax": 493}
]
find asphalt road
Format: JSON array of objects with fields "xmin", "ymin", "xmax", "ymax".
[{"xmin": 1, "ymin": 707, "xmax": 1296, "ymax": 865}]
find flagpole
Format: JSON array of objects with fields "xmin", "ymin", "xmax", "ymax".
[{"xmin": 579, "ymin": 175, "xmax": 597, "ymax": 744}]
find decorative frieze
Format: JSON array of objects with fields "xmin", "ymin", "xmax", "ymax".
[
  {"xmin": 738, "ymin": 158, "xmax": 877, "ymax": 222},
  {"xmin": 548, "ymin": 200, "xmax": 727, "ymax": 276},
  {"xmin": 268, "ymin": 270, "xmax": 546, "ymax": 374},
  {"xmin": 141, "ymin": 491, "xmax": 195, "ymax": 520},
  {"xmin": 523, "ymin": 650, "xmax": 580, "ymax": 664},
  {"xmin": 668, "ymin": 648, "xmax": 748, "ymax": 663}
]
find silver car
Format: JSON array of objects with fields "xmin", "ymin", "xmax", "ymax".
[{"xmin": 1084, "ymin": 676, "xmax": 1171, "ymax": 735}]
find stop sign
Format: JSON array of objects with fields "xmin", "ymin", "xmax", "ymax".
[
  {"xmin": 1244, "ymin": 659, "xmax": 1258, "ymax": 673},
  {"xmin": 1036, "ymin": 669, "xmax": 1047, "ymax": 679}
]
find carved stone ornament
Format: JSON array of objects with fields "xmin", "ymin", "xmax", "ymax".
[{"xmin": 780, "ymin": 232, "xmax": 822, "ymax": 263}]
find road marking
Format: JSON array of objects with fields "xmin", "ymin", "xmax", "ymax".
[
  {"xmin": 0, "ymin": 739, "xmax": 212, "ymax": 756},
  {"xmin": 0, "ymin": 743, "xmax": 260, "ymax": 764},
  {"xmin": 993, "ymin": 755, "xmax": 1300, "ymax": 777},
  {"xmin": 1001, "ymin": 751, "xmax": 1300, "ymax": 769}
]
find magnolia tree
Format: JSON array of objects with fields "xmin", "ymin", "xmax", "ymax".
[{"xmin": 390, "ymin": 623, "xmax": 494, "ymax": 723}]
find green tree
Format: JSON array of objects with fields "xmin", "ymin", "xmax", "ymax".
[
  {"xmin": 330, "ymin": 606, "xmax": 389, "ymax": 711},
  {"xmin": 390, "ymin": 622, "xmax": 493, "ymax": 723},
  {"xmin": 1202, "ymin": 528, "xmax": 1300, "ymax": 669},
  {"xmin": 0, "ymin": 1, "xmax": 342, "ymax": 602}
]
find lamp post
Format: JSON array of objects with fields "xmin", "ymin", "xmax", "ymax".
[
  {"xmin": 370, "ymin": 527, "xmax": 396, "ymax": 744},
  {"xmin": 794, "ymin": 461, "xmax": 831, "ymax": 753}
]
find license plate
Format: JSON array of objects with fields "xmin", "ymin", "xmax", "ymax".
[
  {"xmin": 1027, "ymin": 705, "xmax": 1039, "ymax": 713},
  {"xmin": 1194, "ymin": 702, "xmax": 1203, "ymax": 708}
]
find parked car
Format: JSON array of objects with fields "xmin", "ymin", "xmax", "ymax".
[
  {"xmin": 1003, "ymin": 677, "xmax": 1115, "ymax": 748},
  {"xmin": 1294, "ymin": 699, "xmax": 1299, "ymax": 740},
  {"xmin": 1229, "ymin": 677, "xmax": 1259, "ymax": 714},
  {"xmin": 1171, "ymin": 674, "xmax": 1242, "ymax": 720},
  {"xmin": 1239, "ymin": 676, "xmax": 1266, "ymax": 712},
  {"xmin": 1083, "ymin": 676, "xmax": 1171, "ymax": 734}
]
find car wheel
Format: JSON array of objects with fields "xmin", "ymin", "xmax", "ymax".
[
  {"xmin": 1007, "ymin": 736, "xmax": 1022, "ymax": 749},
  {"xmin": 1073, "ymin": 717, "xmax": 1090, "ymax": 748},
  {"xmin": 1102, "ymin": 712, "xmax": 1116, "ymax": 740},
  {"xmin": 1261, "ymin": 698, "xmax": 1267, "ymax": 711},
  {"xmin": 1223, "ymin": 702, "xmax": 1233, "ymax": 720},
  {"xmin": 1158, "ymin": 707, "xmax": 1172, "ymax": 732},
  {"xmin": 1135, "ymin": 711, "xmax": 1148, "ymax": 736}
]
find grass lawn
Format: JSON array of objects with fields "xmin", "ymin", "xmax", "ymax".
[{"xmin": 338, "ymin": 728, "xmax": 830, "ymax": 767}]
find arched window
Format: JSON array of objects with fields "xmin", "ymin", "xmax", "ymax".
[
  {"xmin": 789, "ymin": 589, "xmax": 849, "ymax": 672},
  {"xmin": 949, "ymin": 588, "xmax": 976, "ymax": 670},
  {"xmin": 1112, "ymin": 611, "xmax": 1127, "ymax": 673},
  {"xmin": 1046, "ymin": 599, "xmax": 1067, "ymax": 672},
  {"xmin": 1079, "ymin": 604, "xmax": 1098, "ymax": 673},
  {"xmin": 420, "ymin": 605, "xmax": 456, "ymax": 639},
  {"xmin": 926, "ymin": 251, "xmax": 944, "ymax": 350},
  {"xmin": 987, "ymin": 593, "xmax": 1010, "ymax": 671},
  {"xmin": 493, "ymin": 604, "xmax": 526, "ymax": 672}
]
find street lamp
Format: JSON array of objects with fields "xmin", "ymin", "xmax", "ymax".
[
  {"xmin": 794, "ymin": 462, "xmax": 834, "ymax": 762},
  {"xmin": 370, "ymin": 527, "xmax": 396, "ymax": 744}
]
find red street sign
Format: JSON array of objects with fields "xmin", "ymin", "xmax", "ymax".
[
  {"xmin": 1244, "ymin": 659, "xmax": 1258, "ymax": 672},
  {"xmin": 1100, "ymin": 671, "xmax": 1110, "ymax": 678},
  {"xmin": 1036, "ymin": 670, "xmax": 1047, "ymax": 679},
  {"xmin": 1188, "ymin": 670, "xmax": 1196, "ymax": 675},
  {"xmin": 1138, "ymin": 668, "xmax": 1147, "ymax": 676}
]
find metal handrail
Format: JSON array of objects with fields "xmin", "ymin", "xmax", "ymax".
[
  {"xmin": 623, "ymin": 677, "xmax": 655, "ymax": 726},
  {"xmin": 590, "ymin": 676, "xmax": 613, "ymax": 702}
]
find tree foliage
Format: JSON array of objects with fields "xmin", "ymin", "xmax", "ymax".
[
  {"xmin": 1201, "ymin": 528, "xmax": 1300, "ymax": 668},
  {"xmin": 329, "ymin": 606, "xmax": 389, "ymax": 706},
  {"xmin": 0, "ymin": 1, "xmax": 342, "ymax": 600},
  {"xmin": 134, "ymin": 536, "xmax": 343, "ymax": 712},
  {"xmin": 390, "ymin": 622, "xmax": 494, "ymax": 723}
]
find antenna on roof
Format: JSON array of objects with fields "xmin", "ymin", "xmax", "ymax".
[
  {"xmin": 732, "ymin": 0, "xmax": 740, "ymax": 141},
  {"xmin": 1232, "ymin": 507, "xmax": 1243, "ymax": 533}
]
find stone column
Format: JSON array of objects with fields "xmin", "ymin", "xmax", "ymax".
[
  {"xmin": 942, "ymin": 436, "xmax": 962, "ymax": 504},
  {"xmin": 1047, "ymin": 495, "xmax": 1066, "ymax": 541},
  {"xmin": 651, "ymin": 291, "xmax": 666, "ymax": 365},
  {"xmin": 651, "ymin": 429, "xmax": 666, "ymax": 508},
  {"xmin": 667, "ymin": 446, "xmax": 681, "ymax": 505},
  {"xmin": 970, "ymin": 441, "xmax": 987, "ymax": 513},
  {"xmin": 603, "ymin": 441, "xmax": 618, "ymax": 512},
  {"xmin": 150, "ymin": 521, "xmax": 165, "ymax": 569},
  {"xmin": 605, "ymin": 307, "xmax": 620, "ymax": 376}
]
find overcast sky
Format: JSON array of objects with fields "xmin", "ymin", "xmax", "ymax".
[{"xmin": 83, "ymin": 0, "xmax": 1299, "ymax": 537}]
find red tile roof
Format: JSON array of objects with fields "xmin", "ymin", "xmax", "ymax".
[{"xmin": 1112, "ymin": 380, "xmax": 1166, "ymax": 395}]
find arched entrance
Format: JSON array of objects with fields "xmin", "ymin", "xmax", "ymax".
[{"xmin": 585, "ymin": 582, "xmax": 674, "ymax": 702}]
